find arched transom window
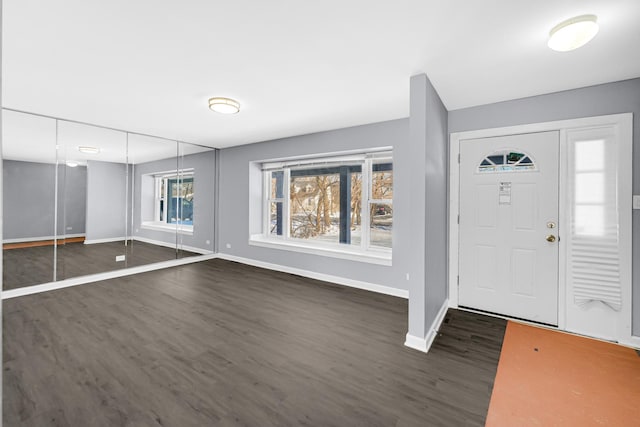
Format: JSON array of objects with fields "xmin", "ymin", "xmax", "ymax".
[{"xmin": 477, "ymin": 150, "xmax": 537, "ymax": 173}]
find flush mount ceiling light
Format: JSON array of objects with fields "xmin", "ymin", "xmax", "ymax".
[
  {"xmin": 208, "ymin": 97, "xmax": 240, "ymax": 114},
  {"xmin": 66, "ymin": 161, "xmax": 79, "ymax": 167},
  {"xmin": 78, "ymin": 146, "xmax": 100, "ymax": 154},
  {"xmin": 548, "ymin": 14, "xmax": 599, "ymax": 52}
]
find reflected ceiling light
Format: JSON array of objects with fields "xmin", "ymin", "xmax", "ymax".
[
  {"xmin": 208, "ymin": 97, "xmax": 240, "ymax": 114},
  {"xmin": 548, "ymin": 14, "xmax": 599, "ymax": 52},
  {"xmin": 78, "ymin": 146, "xmax": 100, "ymax": 154},
  {"xmin": 66, "ymin": 161, "xmax": 79, "ymax": 167}
]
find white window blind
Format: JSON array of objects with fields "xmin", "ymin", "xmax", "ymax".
[{"xmin": 568, "ymin": 128, "xmax": 622, "ymax": 311}]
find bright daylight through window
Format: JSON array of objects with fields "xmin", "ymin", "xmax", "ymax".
[
  {"xmin": 142, "ymin": 170, "xmax": 194, "ymax": 233},
  {"xmin": 261, "ymin": 151, "xmax": 393, "ymax": 260}
]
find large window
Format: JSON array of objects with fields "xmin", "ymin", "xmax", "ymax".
[
  {"xmin": 142, "ymin": 170, "xmax": 194, "ymax": 233},
  {"xmin": 262, "ymin": 151, "xmax": 392, "ymax": 256},
  {"xmin": 155, "ymin": 174, "xmax": 194, "ymax": 226}
]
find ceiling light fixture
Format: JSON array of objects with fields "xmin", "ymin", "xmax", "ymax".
[
  {"xmin": 66, "ymin": 161, "xmax": 79, "ymax": 167},
  {"xmin": 78, "ymin": 146, "xmax": 100, "ymax": 154},
  {"xmin": 548, "ymin": 14, "xmax": 599, "ymax": 52},
  {"xmin": 208, "ymin": 97, "xmax": 240, "ymax": 114}
]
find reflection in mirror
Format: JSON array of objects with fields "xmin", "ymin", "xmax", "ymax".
[
  {"xmin": 56, "ymin": 120, "xmax": 128, "ymax": 280},
  {"xmin": 2, "ymin": 110, "xmax": 58, "ymax": 290},
  {"xmin": 176, "ymin": 142, "xmax": 216, "ymax": 258},
  {"xmin": 3, "ymin": 109, "xmax": 217, "ymax": 291},
  {"xmin": 127, "ymin": 134, "xmax": 181, "ymax": 265},
  {"xmin": 129, "ymin": 135, "xmax": 215, "ymax": 260}
]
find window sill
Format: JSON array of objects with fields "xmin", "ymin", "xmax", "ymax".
[
  {"xmin": 141, "ymin": 222, "xmax": 194, "ymax": 235},
  {"xmin": 248, "ymin": 235, "xmax": 392, "ymax": 266}
]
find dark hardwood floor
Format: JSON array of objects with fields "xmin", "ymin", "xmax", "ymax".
[
  {"xmin": 3, "ymin": 259, "xmax": 506, "ymax": 426},
  {"xmin": 3, "ymin": 241, "xmax": 198, "ymax": 290}
]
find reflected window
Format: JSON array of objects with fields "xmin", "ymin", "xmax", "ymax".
[
  {"xmin": 142, "ymin": 169, "xmax": 194, "ymax": 233},
  {"xmin": 164, "ymin": 176, "xmax": 194, "ymax": 226}
]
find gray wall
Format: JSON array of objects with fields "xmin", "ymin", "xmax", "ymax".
[
  {"xmin": 423, "ymin": 75, "xmax": 449, "ymax": 335},
  {"xmin": 3, "ymin": 160, "xmax": 86, "ymax": 240},
  {"xmin": 218, "ymin": 119, "xmax": 409, "ymax": 290},
  {"xmin": 58, "ymin": 163, "xmax": 87, "ymax": 237},
  {"xmin": 133, "ymin": 150, "xmax": 215, "ymax": 253},
  {"xmin": 402, "ymin": 74, "xmax": 449, "ymax": 339},
  {"xmin": 449, "ymin": 77, "xmax": 640, "ymax": 335},
  {"xmin": 85, "ymin": 160, "xmax": 127, "ymax": 241}
]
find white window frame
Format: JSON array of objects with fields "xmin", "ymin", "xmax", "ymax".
[
  {"xmin": 251, "ymin": 149, "xmax": 393, "ymax": 265},
  {"xmin": 141, "ymin": 169, "xmax": 194, "ymax": 235}
]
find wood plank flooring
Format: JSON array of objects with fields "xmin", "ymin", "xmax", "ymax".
[
  {"xmin": 3, "ymin": 241, "xmax": 198, "ymax": 290},
  {"xmin": 3, "ymin": 259, "xmax": 506, "ymax": 426}
]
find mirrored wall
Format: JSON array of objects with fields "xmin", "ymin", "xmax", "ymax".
[{"xmin": 2, "ymin": 109, "xmax": 216, "ymax": 291}]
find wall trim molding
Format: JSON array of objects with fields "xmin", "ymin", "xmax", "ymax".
[
  {"xmin": 3, "ymin": 234, "xmax": 85, "ymax": 244},
  {"xmin": 84, "ymin": 236, "xmax": 126, "ymax": 245},
  {"xmin": 619, "ymin": 335, "xmax": 640, "ymax": 350},
  {"xmin": 217, "ymin": 253, "xmax": 408, "ymax": 299},
  {"xmin": 1, "ymin": 254, "xmax": 218, "ymax": 300},
  {"xmin": 132, "ymin": 235, "xmax": 213, "ymax": 255},
  {"xmin": 404, "ymin": 298, "xmax": 449, "ymax": 353},
  {"xmin": 404, "ymin": 333, "xmax": 428, "ymax": 352}
]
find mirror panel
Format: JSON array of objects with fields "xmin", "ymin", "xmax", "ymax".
[
  {"xmin": 127, "ymin": 133, "xmax": 180, "ymax": 266},
  {"xmin": 2, "ymin": 110, "xmax": 216, "ymax": 291},
  {"xmin": 2, "ymin": 110, "xmax": 58, "ymax": 290},
  {"xmin": 56, "ymin": 121, "xmax": 129, "ymax": 280},
  {"xmin": 177, "ymin": 142, "xmax": 216, "ymax": 258}
]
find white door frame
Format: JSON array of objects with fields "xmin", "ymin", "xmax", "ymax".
[{"xmin": 448, "ymin": 113, "xmax": 636, "ymax": 347}]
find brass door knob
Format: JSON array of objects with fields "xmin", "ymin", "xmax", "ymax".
[{"xmin": 546, "ymin": 235, "xmax": 556, "ymax": 243}]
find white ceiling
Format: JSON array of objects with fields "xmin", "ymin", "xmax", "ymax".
[
  {"xmin": 2, "ymin": 110, "xmax": 211, "ymax": 165},
  {"xmin": 3, "ymin": 0, "xmax": 640, "ymax": 148}
]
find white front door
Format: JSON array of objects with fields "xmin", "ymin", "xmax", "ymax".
[{"xmin": 459, "ymin": 131, "xmax": 560, "ymax": 325}]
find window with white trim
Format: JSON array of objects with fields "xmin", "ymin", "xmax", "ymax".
[
  {"xmin": 141, "ymin": 170, "xmax": 194, "ymax": 233},
  {"xmin": 261, "ymin": 151, "xmax": 393, "ymax": 256}
]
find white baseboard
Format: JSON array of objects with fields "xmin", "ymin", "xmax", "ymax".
[
  {"xmin": 84, "ymin": 236, "xmax": 126, "ymax": 245},
  {"xmin": 404, "ymin": 298, "xmax": 449, "ymax": 353},
  {"xmin": 404, "ymin": 333, "xmax": 429, "ymax": 352},
  {"xmin": 132, "ymin": 236, "xmax": 213, "ymax": 255},
  {"xmin": 1, "ymin": 253, "xmax": 218, "ymax": 300},
  {"xmin": 4, "ymin": 234, "xmax": 85, "ymax": 244},
  {"xmin": 618, "ymin": 335, "xmax": 640, "ymax": 350},
  {"xmin": 217, "ymin": 253, "xmax": 408, "ymax": 299}
]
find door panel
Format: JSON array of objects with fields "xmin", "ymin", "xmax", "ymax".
[{"xmin": 459, "ymin": 131, "xmax": 559, "ymax": 325}]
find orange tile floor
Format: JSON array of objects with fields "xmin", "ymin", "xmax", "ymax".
[{"xmin": 486, "ymin": 321, "xmax": 640, "ymax": 426}]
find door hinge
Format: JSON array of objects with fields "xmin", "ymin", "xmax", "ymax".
[
  {"xmin": 457, "ymin": 275, "xmax": 460, "ymax": 286},
  {"xmin": 457, "ymin": 214, "xmax": 460, "ymax": 224},
  {"xmin": 458, "ymin": 153, "xmax": 460, "ymax": 163}
]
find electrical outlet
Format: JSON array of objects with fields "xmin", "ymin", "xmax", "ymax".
[
  {"xmin": 66, "ymin": 226, "xmax": 73, "ymax": 230},
  {"xmin": 633, "ymin": 195, "xmax": 640, "ymax": 210},
  {"xmin": 206, "ymin": 240, "xmax": 211, "ymax": 245},
  {"xmin": 226, "ymin": 243, "xmax": 231, "ymax": 249},
  {"xmin": 115, "ymin": 255, "xmax": 126, "ymax": 262}
]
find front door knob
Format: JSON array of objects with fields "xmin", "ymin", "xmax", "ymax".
[{"xmin": 546, "ymin": 235, "xmax": 556, "ymax": 243}]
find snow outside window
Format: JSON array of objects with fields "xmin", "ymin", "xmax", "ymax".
[{"xmin": 263, "ymin": 151, "xmax": 392, "ymax": 254}]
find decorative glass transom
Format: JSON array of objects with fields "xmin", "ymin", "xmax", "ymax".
[{"xmin": 477, "ymin": 150, "xmax": 537, "ymax": 173}]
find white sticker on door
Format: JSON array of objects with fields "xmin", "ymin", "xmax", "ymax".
[{"xmin": 499, "ymin": 182, "xmax": 511, "ymax": 205}]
